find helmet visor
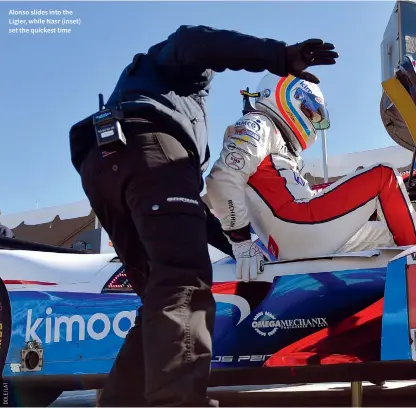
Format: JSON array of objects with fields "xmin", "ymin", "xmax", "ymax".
[{"xmin": 294, "ymin": 88, "xmax": 330, "ymax": 130}]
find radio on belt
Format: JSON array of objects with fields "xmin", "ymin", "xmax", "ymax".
[{"xmin": 93, "ymin": 93, "xmax": 126, "ymax": 147}]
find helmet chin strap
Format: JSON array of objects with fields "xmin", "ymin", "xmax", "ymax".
[{"xmin": 255, "ymin": 101, "xmax": 300, "ymax": 157}]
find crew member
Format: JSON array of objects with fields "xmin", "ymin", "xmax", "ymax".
[
  {"xmin": 69, "ymin": 26, "xmax": 339, "ymax": 407},
  {"xmin": 206, "ymin": 74, "xmax": 416, "ymax": 282}
]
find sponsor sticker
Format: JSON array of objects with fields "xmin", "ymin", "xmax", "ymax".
[
  {"xmin": 226, "ymin": 142, "xmax": 252, "ymax": 156},
  {"xmin": 252, "ymin": 311, "xmax": 279, "ymax": 336},
  {"xmin": 225, "ymin": 152, "xmax": 245, "ymax": 170},
  {"xmin": 230, "ymin": 136, "xmax": 257, "ymax": 148},
  {"xmin": 252, "ymin": 312, "xmax": 328, "ymax": 337},
  {"xmin": 212, "ymin": 354, "xmax": 273, "ymax": 363},
  {"xmin": 300, "ymin": 81, "xmax": 313, "ymax": 94},
  {"xmin": 25, "ymin": 308, "xmax": 137, "ymax": 343},
  {"xmin": 235, "ymin": 119, "xmax": 261, "ymax": 133},
  {"xmin": 262, "ymin": 89, "xmax": 271, "ymax": 98},
  {"xmin": 234, "ymin": 127, "xmax": 261, "ymax": 141}
]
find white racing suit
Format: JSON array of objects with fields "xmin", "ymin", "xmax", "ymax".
[{"xmin": 206, "ymin": 112, "xmax": 416, "ymax": 261}]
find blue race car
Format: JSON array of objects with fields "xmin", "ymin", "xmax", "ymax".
[{"xmin": 0, "ymin": 235, "xmax": 414, "ymax": 406}]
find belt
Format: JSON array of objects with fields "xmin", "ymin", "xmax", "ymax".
[
  {"xmin": 71, "ymin": 106, "xmax": 201, "ymax": 171},
  {"xmin": 118, "ymin": 106, "xmax": 182, "ymax": 138}
]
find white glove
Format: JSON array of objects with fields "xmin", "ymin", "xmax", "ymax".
[{"xmin": 231, "ymin": 240, "xmax": 265, "ymax": 282}]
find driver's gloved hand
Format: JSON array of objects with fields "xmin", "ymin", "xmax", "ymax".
[
  {"xmin": 224, "ymin": 224, "xmax": 267, "ymax": 282},
  {"xmin": 286, "ymin": 39, "xmax": 339, "ymax": 84},
  {"xmin": 231, "ymin": 240, "xmax": 265, "ymax": 282}
]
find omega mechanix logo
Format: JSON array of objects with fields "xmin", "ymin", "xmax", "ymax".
[{"xmin": 252, "ymin": 311, "xmax": 328, "ymax": 337}]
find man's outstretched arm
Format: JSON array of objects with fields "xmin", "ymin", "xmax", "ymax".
[
  {"xmin": 156, "ymin": 25, "xmax": 287, "ymax": 75},
  {"xmin": 156, "ymin": 25, "xmax": 339, "ymax": 83}
]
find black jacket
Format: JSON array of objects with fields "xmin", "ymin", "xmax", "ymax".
[{"xmin": 69, "ymin": 25, "xmax": 289, "ymax": 173}]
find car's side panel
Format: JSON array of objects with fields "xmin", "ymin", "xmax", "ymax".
[
  {"xmin": 4, "ymin": 291, "xmax": 141, "ymax": 376},
  {"xmin": 212, "ymin": 267, "xmax": 387, "ymax": 368},
  {"xmin": 1, "ymin": 246, "xmax": 401, "ymax": 378},
  {"xmin": 5, "ymin": 267, "xmax": 386, "ymax": 376}
]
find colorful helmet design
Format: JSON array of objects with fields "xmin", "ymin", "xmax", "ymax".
[{"xmin": 254, "ymin": 74, "xmax": 330, "ymax": 153}]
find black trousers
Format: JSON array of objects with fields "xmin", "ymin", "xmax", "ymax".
[{"xmin": 79, "ymin": 122, "xmax": 220, "ymax": 407}]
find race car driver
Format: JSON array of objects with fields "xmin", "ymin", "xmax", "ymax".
[{"xmin": 206, "ymin": 73, "xmax": 416, "ymax": 282}]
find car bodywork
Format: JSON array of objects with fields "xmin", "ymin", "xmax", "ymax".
[
  {"xmin": 1, "ymin": 237, "xmax": 415, "ymax": 387},
  {"xmin": 2, "ymin": 249, "xmax": 136, "ymax": 378}
]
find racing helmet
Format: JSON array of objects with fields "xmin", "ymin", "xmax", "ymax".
[{"xmin": 254, "ymin": 74, "xmax": 330, "ymax": 154}]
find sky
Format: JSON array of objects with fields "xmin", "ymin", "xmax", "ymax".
[{"xmin": 1, "ymin": 0, "xmax": 398, "ymax": 215}]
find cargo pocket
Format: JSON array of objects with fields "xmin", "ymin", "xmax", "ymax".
[
  {"xmin": 142, "ymin": 195, "xmax": 205, "ymax": 218},
  {"xmin": 138, "ymin": 195, "xmax": 212, "ymax": 277},
  {"xmin": 138, "ymin": 195, "xmax": 207, "ymax": 242}
]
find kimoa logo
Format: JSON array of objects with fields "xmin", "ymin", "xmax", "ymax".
[{"xmin": 25, "ymin": 308, "xmax": 136, "ymax": 343}]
